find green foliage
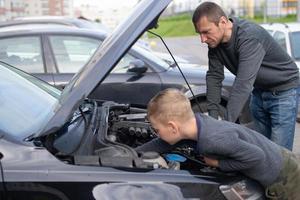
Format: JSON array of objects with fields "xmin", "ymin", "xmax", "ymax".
[
  {"xmin": 149, "ymin": 13, "xmax": 197, "ymax": 38},
  {"xmin": 149, "ymin": 13, "xmax": 297, "ymax": 38},
  {"xmin": 244, "ymin": 14, "xmax": 297, "ymax": 24}
]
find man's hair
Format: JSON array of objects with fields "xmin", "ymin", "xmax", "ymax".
[
  {"xmin": 147, "ymin": 88, "xmax": 194, "ymax": 124},
  {"xmin": 192, "ymin": 2, "xmax": 227, "ymax": 28}
]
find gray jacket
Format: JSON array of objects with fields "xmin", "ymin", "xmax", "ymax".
[
  {"xmin": 136, "ymin": 113, "xmax": 283, "ymax": 187},
  {"xmin": 207, "ymin": 18, "xmax": 299, "ymax": 122}
]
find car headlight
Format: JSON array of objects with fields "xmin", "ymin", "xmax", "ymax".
[{"xmin": 219, "ymin": 179, "xmax": 265, "ymax": 200}]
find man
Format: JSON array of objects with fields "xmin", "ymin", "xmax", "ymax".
[
  {"xmin": 192, "ymin": 2, "xmax": 299, "ymax": 150},
  {"xmin": 136, "ymin": 88, "xmax": 300, "ymax": 199}
]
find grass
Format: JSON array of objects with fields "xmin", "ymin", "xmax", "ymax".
[
  {"xmin": 149, "ymin": 13, "xmax": 196, "ymax": 38},
  {"xmin": 149, "ymin": 13, "xmax": 298, "ymax": 38}
]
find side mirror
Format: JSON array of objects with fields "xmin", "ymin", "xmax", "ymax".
[{"xmin": 127, "ymin": 59, "xmax": 147, "ymax": 74}]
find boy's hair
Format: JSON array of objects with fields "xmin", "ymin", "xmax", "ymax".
[
  {"xmin": 147, "ymin": 88, "xmax": 194, "ymax": 124},
  {"xmin": 192, "ymin": 2, "xmax": 227, "ymax": 28}
]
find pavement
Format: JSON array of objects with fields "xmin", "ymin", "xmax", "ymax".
[
  {"xmin": 149, "ymin": 35, "xmax": 300, "ymax": 154},
  {"xmin": 293, "ymin": 124, "xmax": 300, "ymax": 154}
]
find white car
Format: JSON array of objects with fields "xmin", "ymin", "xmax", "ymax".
[
  {"xmin": 261, "ymin": 23, "xmax": 300, "ymax": 121},
  {"xmin": 260, "ymin": 22, "xmax": 300, "ymax": 68}
]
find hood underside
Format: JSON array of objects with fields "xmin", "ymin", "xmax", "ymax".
[{"xmin": 36, "ymin": 0, "xmax": 172, "ymax": 137}]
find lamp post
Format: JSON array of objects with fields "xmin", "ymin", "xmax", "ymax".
[
  {"xmin": 263, "ymin": 0, "xmax": 267, "ymax": 23},
  {"xmin": 297, "ymin": 0, "xmax": 300, "ymax": 22}
]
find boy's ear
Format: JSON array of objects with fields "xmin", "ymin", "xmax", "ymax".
[{"xmin": 167, "ymin": 120, "xmax": 179, "ymax": 135}]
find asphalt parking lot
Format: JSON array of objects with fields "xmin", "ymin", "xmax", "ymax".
[
  {"xmin": 149, "ymin": 35, "xmax": 300, "ymax": 154},
  {"xmin": 293, "ymin": 123, "xmax": 300, "ymax": 153}
]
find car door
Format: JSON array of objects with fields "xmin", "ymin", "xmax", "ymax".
[
  {"xmin": 0, "ymin": 35, "xmax": 54, "ymax": 84},
  {"xmin": 47, "ymin": 35, "xmax": 102, "ymax": 89},
  {"xmin": 48, "ymin": 34, "xmax": 162, "ymax": 107}
]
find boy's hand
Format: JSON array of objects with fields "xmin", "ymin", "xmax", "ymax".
[{"xmin": 203, "ymin": 156, "xmax": 219, "ymax": 167}]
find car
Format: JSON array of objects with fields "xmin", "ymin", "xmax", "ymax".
[
  {"xmin": 260, "ymin": 22, "xmax": 300, "ymax": 67},
  {"xmin": 260, "ymin": 23, "xmax": 300, "ymax": 121},
  {"xmin": 0, "ymin": 16, "xmax": 110, "ymax": 31},
  {"xmin": 0, "ymin": 1, "xmax": 265, "ymax": 199},
  {"xmin": 0, "ymin": 15, "xmax": 159, "ymax": 52},
  {"xmin": 0, "ymin": 21, "xmax": 251, "ymax": 123}
]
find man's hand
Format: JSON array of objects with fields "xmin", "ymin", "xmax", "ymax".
[{"xmin": 203, "ymin": 156, "xmax": 219, "ymax": 167}]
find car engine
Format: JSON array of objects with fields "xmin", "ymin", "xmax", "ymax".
[{"xmin": 48, "ymin": 101, "xmax": 207, "ymax": 171}]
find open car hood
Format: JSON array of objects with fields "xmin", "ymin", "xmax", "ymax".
[{"xmin": 34, "ymin": 0, "xmax": 172, "ymax": 137}]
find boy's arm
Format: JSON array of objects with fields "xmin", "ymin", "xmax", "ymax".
[
  {"xmin": 135, "ymin": 138, "xmax": 174, "ymax": 153},
  {"xmin": 205, "ymin": 132, "xmax": 265, "ymax": 171}
]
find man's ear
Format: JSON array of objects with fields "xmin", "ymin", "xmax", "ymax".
[
  {"xmin": 219, "ymin": 16, "xmax": 227, "ymax": 26},
  {"xmin": 167, "ymin": 121, "xmax": 179, "ymax": 135}
]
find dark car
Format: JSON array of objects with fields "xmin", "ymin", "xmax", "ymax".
[
  {"xmin": 0, "ymin": 15, "xmax": 110, "ymax": 31},
  {"xmin": 0, "ymin": 0, "xmax": 265, "ymax": 199},
  {"xmin": 0, "ymin": 20, "xmax": 252, "ymax": 122}
]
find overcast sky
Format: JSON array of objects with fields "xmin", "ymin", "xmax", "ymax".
[{"xmin": 74, "ymin": 0, "xmax": 139, "ymax": 9}]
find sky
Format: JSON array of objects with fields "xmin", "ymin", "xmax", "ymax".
[{"xmin": 74, "ymin": 0, "xmax": 139, "ymax": 9}]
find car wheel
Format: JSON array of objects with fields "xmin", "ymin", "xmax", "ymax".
[
  {"xmin": 192, "ymin": 99, "xmax": 253, "ymax": 124},
  {"xmin": 192, "ymin": 100, "xmax": 226, "ymax": 120}
]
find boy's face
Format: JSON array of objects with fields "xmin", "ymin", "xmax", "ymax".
[
  {"xmin": 149, "ymin": 116, "xmax": 181, "ymax": 145},
  {"xmin": 195, "ymin": 16, "xmax": 225, "ymax": 48}
]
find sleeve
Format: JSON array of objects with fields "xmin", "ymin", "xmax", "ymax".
[
  {"xmin": 135, "ymin": 139, "xmax": 196, "ymax": 154},
  {"xmin": 226, "ymin": 38, "xmax": 265, "ymax": 122},
  {"xmin": 205, "ymin": 132, "xmax": 266, "ymax": 172},
  {"xmin": 135, "ymin": 138, "xmax": 174, "ymax": 153},
  {"xmin": 206, "ymin": 49, "xmax": 225, "ymax": 119}
]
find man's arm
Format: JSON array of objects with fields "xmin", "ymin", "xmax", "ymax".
[
  {"xmin": 226, "ymin": 38, "xmax": 265, "ymax": 122},
  {"xmin": 206, "ymin": 49, "xmax": 224, "ymax": 119}
]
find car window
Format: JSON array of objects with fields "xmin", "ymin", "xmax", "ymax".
[
  {"xmin": 0, "ymin": 36, "xmax": 44, "ymax": 73},
  {"xmin": 273, "ymin": 31, "xmax": 287, "ymax": 51},
  {"xmin": 266, "ymin": 29, "xmax": 273, "ymax": 35},
  {"xmin": 290, "ymin": 31, "xmax": 300, "ymax": 60},
  {"xmin": 49, "ymin": 36, "xmax": 102, "ymax": 73}
]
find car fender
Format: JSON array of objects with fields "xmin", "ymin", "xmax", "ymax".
[{"xmin": 184, "ymin": 85, "xmax": 231, "ymax": 103}]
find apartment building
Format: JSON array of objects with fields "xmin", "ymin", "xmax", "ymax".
[{"xmin": 0, "ymin": 0, "xmax": 73, "ymax": 21}]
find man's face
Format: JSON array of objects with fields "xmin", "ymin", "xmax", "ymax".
[
  {"xmin": 195, "ymin": 16, "xmax": 225, "ymax": 48},
  {"xmin": 149, "ymin": 117, "xmax": 180, "ymax": 145}
]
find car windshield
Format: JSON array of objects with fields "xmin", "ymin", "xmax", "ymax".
[
  {"xmin": 290, "ymin": 31, "xmax": 300, "ymax": 60},
  {"xmin": 132, "ymin": 44, "xmax": 170, "ymax": 69},
  {"xmin": 0, "ymin": 63, "xmax": 60, "ymax": 140}
]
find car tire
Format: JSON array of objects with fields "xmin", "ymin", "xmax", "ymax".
[{"xmin": 192, "ymin": 99, "xmax": 253, "ymax": 124}]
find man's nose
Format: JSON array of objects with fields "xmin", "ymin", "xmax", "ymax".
[{"xmin": 200, "ymin": 34, "xmax": 207, "ymax": 43}]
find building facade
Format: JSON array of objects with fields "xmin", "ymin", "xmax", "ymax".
[{"xmin": 0, "ymin": 0, "xmax": 73, "ymax": 21}]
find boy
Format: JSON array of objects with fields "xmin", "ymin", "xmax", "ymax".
[{"xmin": 136, "ymin": 88, "xmax": 300, "ymax": 199}]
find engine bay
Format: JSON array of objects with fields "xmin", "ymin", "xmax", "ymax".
[{"xmin": 44, "ymin": 100, "xmax": 211, "ymax": 172}]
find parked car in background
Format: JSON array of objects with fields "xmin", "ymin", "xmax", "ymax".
[
  {"xmin": 0, "ymin": 23, "xmax": 252, "ymax": 122},
  {"xmin": 260, "ymin": 23, "xmax": 300, "ymax": 121},
  {"xmin": 260, "ymin": 22, "xmax": 300, "ymax": 68},
  {"xmin": 0, "ymin": 16, "xmax": 110, "ymax": 31},
  {"xmin": 0, "ymin": 1, "xmax": 265, "ymax": 199}
]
